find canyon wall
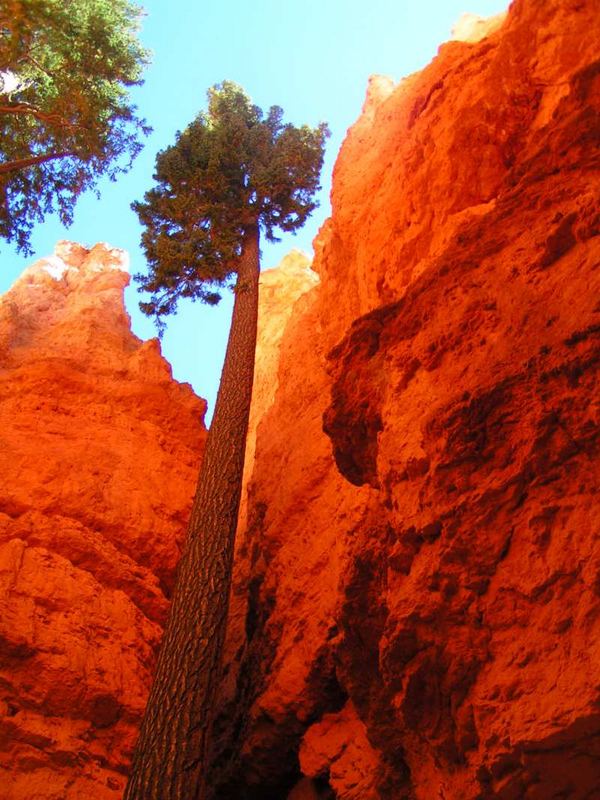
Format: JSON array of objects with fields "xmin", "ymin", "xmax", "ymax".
[
  {"xmin": 216, "ymin": 0, "xmax": 600, "ymax": 798},
  {"xmin": 0, "ymin": 243, "xmax": 207, "ymax": 799}
]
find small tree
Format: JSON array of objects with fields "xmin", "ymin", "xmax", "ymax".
[
  {"xmin": 124, "ymin": 82, "xmax": 328, "ymax": 800},
  {"xmin": 0, "ymin": 0, "xmax": 150, "ymax": 253}
]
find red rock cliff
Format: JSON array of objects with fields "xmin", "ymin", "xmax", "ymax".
[
  {"xmin": 0, "ymin": 242, "xmax": 206, "ymax": 799},
  {"xmin": 216, "ymin": 1, "xmax": 600, "ymax": 798}
]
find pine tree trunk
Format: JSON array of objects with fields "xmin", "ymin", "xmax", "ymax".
[{"xmin": 124, "ymin": 224, "xmax": 260, "ymax": 800}]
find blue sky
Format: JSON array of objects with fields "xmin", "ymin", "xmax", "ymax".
[{"xmin": 1, "ymin": 0, "xmax": 508, "ymax": 421}]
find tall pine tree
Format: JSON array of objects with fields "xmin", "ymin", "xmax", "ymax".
[{"xmin": 125, "ymin": 81, "xmax": 328, "ymax": 800}]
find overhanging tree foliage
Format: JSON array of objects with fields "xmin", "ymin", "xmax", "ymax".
[
  {"xmin": 0, "ymin": 0, "xmax": 150, "ymax": 253},
  {"xmin": 124, "ymin": 82, "xmax": 328, "ymax": 800}
]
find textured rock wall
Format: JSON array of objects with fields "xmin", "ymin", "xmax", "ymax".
[
  {"xmin": 0, "ymin": 243, "xmax": 206, "ymax": 799},
  {"xmin": 217, "ymin": 1, "xmax": 600, "ymax": 798},
  {"xmin": 241, "ymin": 250, "xmax": 318, "ymax": 514}
]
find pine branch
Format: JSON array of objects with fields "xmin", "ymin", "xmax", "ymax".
[
  {"xmin": 0, "ymin": 150, "xmax": 77, "ymax": 175},
  {"xmin": 0, "ymin": 101, "xmax": 80, "ymax": 128}
]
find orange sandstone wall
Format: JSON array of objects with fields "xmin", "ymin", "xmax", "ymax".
[
  {"xmin": 0, "ymin": 243, "xmax": 206, "ymax": 799},
  {"xmin": 217, "ymin": 1, "xmax": 600, "ymax": 797}
]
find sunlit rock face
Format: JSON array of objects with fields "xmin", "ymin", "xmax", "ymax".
[
  {"xmin": 0, "ymin": 242, "xmax": 206, "ymax": 799},
  {"xmin": 242, "ymin": 249, "xmax": 319, "ymax": 500},
  {"xmin": 216, "ymin": 1, "xmax": 600, "ymax": 797},
  {"xmin": 450, "ymin": 12, "xmax": 506, "ymax": 44}
]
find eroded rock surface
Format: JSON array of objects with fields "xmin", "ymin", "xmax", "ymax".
[
  {"xmin": 216, "ymin": 1, "xmax": 600, "ymax": 797},
  {"xmin": 0, "ymin": 243, "xmax": 206, "ymax": 799}
]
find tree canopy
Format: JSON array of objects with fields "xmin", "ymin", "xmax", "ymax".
[
  {"xmin": 133, "ymin": 81, "xmax": 329, "ymax": 330},
  {"xmin": 0, "ymin": 0, "xmax": 150, "ymax": 253}
]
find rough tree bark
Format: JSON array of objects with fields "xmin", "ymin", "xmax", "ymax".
[{"xmin": 124, "ymin": 223, "xmax": 260, "ymax": 800}]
